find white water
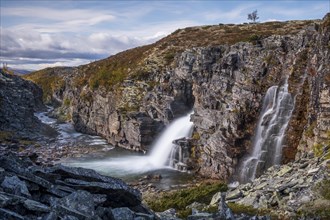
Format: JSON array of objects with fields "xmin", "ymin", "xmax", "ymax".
[
  {"xmin": 34, "ymin": 108, "xmax": 113, "ymax": 149},
  {"xmin": 65, "ymin": 111, "xmax": 194, "ymax": 175},
  {"xmin": 149, "ymin": 111, "xmax": 194, "ymax": 167},
  {"xmin": 240, "ymin": 79, "xmax": 294, "ymax": 182}
]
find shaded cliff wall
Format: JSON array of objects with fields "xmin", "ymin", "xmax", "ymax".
[{"xmin": 0, "ymin": 70, "xmax": 45, "ymax": 136}]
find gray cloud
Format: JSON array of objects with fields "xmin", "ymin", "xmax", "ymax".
[{"xmin": 0, "ymin": 27, "xmax": 155, "ymax": 70}]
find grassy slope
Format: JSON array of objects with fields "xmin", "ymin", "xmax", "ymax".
[{"xmin": 24, "ymin": 19, "xmax": 317, "ymax": 97}]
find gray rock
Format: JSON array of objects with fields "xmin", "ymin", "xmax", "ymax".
[
  {"xmin": 112, "ymin": 207, "xmax": 135, "ymax": 220},
  {"xmin": 276, "ymin": 166, "xmax": 293, "ymax": 177},
  {"xmin": 277, "ymin": 180, "xmax": 298, "ymax": 192},
  {"xmin": 187, "ymin": 212, "xmax": 213, "ymax": 220},
  {"xmin": 218, "ymin": 192, "xmax": 234, "ymax": 220},
  {"xmin": 95, "ymin": 206, "xmax": 114, "ymax": 220},
  {"xmin": 156, "ymin": 208, "xmax": 179, "ymax": 220},
  {"xmin": 23, "ymin": 199, "xmax": 51, "ymax": 212},
  {"xmin": 187, "ymin": 201, "xmax": 208, "ymax": 211},
  {"xmin": 210, "ymin": 192, "xmax": 221, "ymax": 206},
  {"xmin": 55, "ymin": 190, "xmax": 95, "ymax": 217},
  {"xmin": 42, "ymin": 212, "xmax": 58, "ymax": 220},
  {"xmin": 135, "ymin": 212, "xmax": 155, "ymax": 220},
  {"xmin": 226, "ymin": 188, "xmax": 242, "ymax": 200},
  {"xmin": 0, "ymin": 207, "xmax": 25, "ymax": 220},
  {"xmin": 0, "ymin": 192, "xmax": 12, "ymax": 207},
  {"xmin": 1, "ymin": 175, "xmax": 31, "ymax": 197},
  {"xmin": 0, "ymin": 70, "xmax": 47, "ymax": 135},
  {"xmin": 61, "ymin": 215, "xmax": 80, "ymax": 220}
]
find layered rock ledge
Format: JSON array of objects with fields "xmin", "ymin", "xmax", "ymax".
[
  {"xmin": 0, "ymin": 154, "xmax": 154, "ymax": 220},
  {"xmin": 225, "ymin": 150, "xmax": 330, "ymax": 219}
]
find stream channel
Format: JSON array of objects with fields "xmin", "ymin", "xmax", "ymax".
[{"xmin": 35, "ymin": 108, "xmax": 194, "ymax": 190}]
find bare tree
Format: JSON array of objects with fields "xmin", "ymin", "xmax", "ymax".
[{"xmin": 248, "ymin": 10, "xmax": 259, "ymax": 23}]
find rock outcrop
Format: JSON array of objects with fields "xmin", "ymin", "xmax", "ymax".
[
  {"xmin": 225, "ymin": 148, "xmax": 330, "ymax": 219},
  {"xmin": 26, "ymin": 14, "xmax": 330, "ymax": 180},
  {"xmin": 0, "ymin": 154, "xmax": 154, "ymax": 220},
  {"xmin": 0, "ymin": 70, "xmax": 45, "ymax": 136}
]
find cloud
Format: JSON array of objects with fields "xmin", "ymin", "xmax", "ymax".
[
  {"xmin": 0, "ymin": 26, "xmax": 166, "ymax": 70},
  {"xmin": 1, "ymin": 56, "xmax": 91, "ymax": 71},
  {"xmin": 2, "ymin": 1, "xmax": 327, "ymax": 70},
  {"xmin": 2, "ymin": 7, "xmax": 116, "ymax": 23}
]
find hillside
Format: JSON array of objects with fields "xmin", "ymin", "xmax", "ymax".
[
  {"xmin": 25, "ymin": 19, "xmax": 315, "ymax": 100},
  {"xmin": 25, "ymin": 14, "xmax": 330, "ymax": 181}
]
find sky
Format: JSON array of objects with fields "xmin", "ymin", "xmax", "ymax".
[{"xmin": 0, "ymin": 0, "xmax": 329, "ymax": 71}]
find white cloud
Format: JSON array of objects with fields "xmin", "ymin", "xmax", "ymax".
[
  {"xmin": 2, "ymin": 7, "xmax": 116, "ymax": 23},
  {"xmin": 2, "ymin": 1, "xmax": 327, "ymax": 71}
]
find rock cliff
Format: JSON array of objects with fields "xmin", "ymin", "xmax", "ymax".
[
  {"xmin": 26, "ymin": 14, "xmax": 330, "ymax": 180},
  {"xmin": 0, "ymin": 70, "xmax": 45, "ymax": 137}
]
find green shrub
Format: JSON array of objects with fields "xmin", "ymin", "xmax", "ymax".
[
  {"xmin": 228, "ymin": 203, "xmax": 258, "ymax": 216},
  {"xmin": 313, "ymin": 143, "xmax": 324, "ymax": 157},
  {"xmin": 146, "ymin": 182, "xmax": 227, "ymax": 217},
  {"xmin": 247, "ymin": 34, "xmax": 262, "ymax": 44},
  {"xmin": 0, "ymin": 131, "xmax": 13, "ymax": 142},
  {"xmin": 63, "ymin": 98, "xmax": 71, "ymax": 107},
  {"xmin": 305, "ymin": 121, "xmax": 316, "ymax": 138},
  {"xmin": 192, "ymin": 132, "xmax": 200, "ymax": 140},
  {"xmin": 315, "ymin": 180, "xmax": 330, "ymax": 200},
  {"xmin": 164, "ymin": 51, "xmax": 176, "ymax": 64}
]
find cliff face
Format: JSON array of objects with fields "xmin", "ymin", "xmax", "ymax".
[
  {"xmin": 26, "ymin": 14, "xmax": 330, "ymax": 180},
  {"xmin": 0, "ymin": 70, "xmax": 45, "ymax": 136}
]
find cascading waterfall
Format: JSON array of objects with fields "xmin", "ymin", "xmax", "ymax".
[
  {"xmin": 64, "ymin": 111, "xmax": 194, "ymax": 175},
  {"xmin": 240, "ymin": 79, "xmax": 294, "ymax": 183},
  {"xmin": 148, "ymin": 111, "xmax": 194, "ymax": 168}
]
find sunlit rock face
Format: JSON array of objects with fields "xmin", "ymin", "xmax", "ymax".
[{"xmin": 176, "ymin": 14, "xmax": 330, "ymax": 180}]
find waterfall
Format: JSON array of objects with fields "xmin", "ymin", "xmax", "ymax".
[
  {"xmin": 149, "ymin": 111, "xmax": 194, "ymax": 167},
  {"xmin": 64, "ymin": 111, "xmax": 194, "ymax": 174},
  {"xmin": 240, "ymin": 79, "xmax": 294, "ymax": 183}
]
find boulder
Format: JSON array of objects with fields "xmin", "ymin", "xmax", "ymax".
[
  {"xmin": 1, "ymin": 176, "xmax": 31, "ymax": 197},
  {"xmin": 112, "ymin": 207, "xmax": 134, "ymax": 220},
  {"xmin": 23, "ymin": 199, "xmax": 50, "ymax": 212}
]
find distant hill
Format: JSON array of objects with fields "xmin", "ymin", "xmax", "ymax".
[{"xmin": 0, "ymin": 67, "xmax": 32, "ymax": 75}]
